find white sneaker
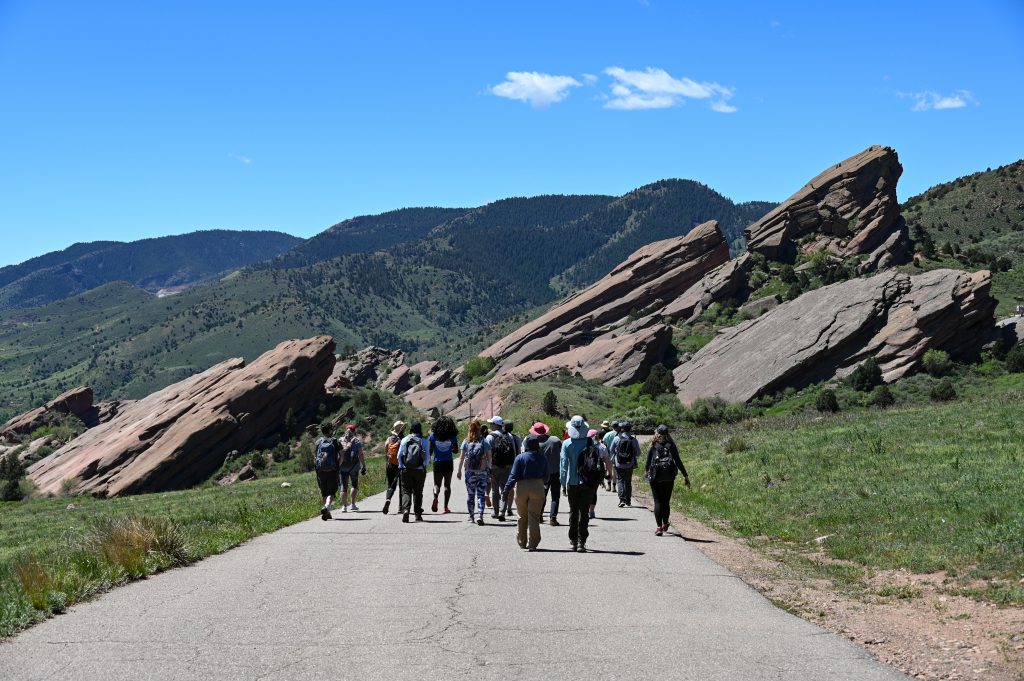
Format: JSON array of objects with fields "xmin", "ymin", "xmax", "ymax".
[
  {"xmin": 342, "ymin": 505, "xmax": 348, "ymax": 513},
  {"xmin": 350, "ymin": 503, "xmax": 359, "ymax": 511}
]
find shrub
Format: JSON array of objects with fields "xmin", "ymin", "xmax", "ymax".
[
  {"xmin": 367, "ymin": 390, "xmax": 387, "ymax": 416},
  {"xmin": 686, "ymin": 397, "xmax": 750, "ymax": 426},
  {"xmin": 298, "ymin": 439, "xmax": 315, "ymax": 472},
  {"xmin": 848, "ymin": 358, "xmax": 882, "ymax": 392},
  {"xmin": 463, "ymin": 356, "xmax": 496, "ymax": 381},
  {"xmin": 779, "ymin": 264, "xmax": 797, "ymax": 284},
  {"xmin": 271, "ymin": 443, "xmax": 291, "ymax": 463},
  {"xmin": 249, "ymin": 451, "xmax": 268, "ymax": 470},
  {"xmin": 869, "ymin": 385, "xmax": 895, "ymax": 408},
  {"xmin": 640, "ymin": 364, "xmax": 675, "ymax": 397},
  {"xmin": 722, "ymin": 435, "xmax": 749, "ymax": 453},
  {"xmin": 542, "ymin": 390, "xmax": 559, "ymax": 416},
  {"xmin": 922, "ymin": 349, "xmax": 952, "ymax": 377},
  {"xmin": 815, "ymin": 389, "xmax": 839, "ymax": 413},
  {"xmin": 930, "ymin": 378, "xmax": 957, "ymax": 402},
  {"xmin": 1006, "ymin": 345, "xmax": 1024, "ymax": 373}
]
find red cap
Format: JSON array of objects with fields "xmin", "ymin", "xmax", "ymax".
[{"xmin": 345, "ymin": 423, "xmax": 356, "ymax": 431}]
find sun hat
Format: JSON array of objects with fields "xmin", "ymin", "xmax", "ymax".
[
  {"xmin": 487, "ymin": 416, "xmax": 504, "ymax": 427},
  {"xmin": 392, "ymin": 420, "xmax": 406, "ymax": 434},
  {"xmin": 587, "ymin": 428, "xmax": 599, "ymax": 438},
  {"xmin": 529, "ymin": 421, "xmax": 549, "ymax": 436},
  {"xmin": 565, "ymin": 415, "xmax": 589, "ymax": 439},
  {"xmin": 600, "ymin": 420, "xmax": 611, "ymax": 429}
]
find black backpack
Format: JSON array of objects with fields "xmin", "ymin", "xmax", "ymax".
[
  {"xmin": 404, "ymin": 437, "xmax": 425, "ymax": 468},
  {"xmin": 650, "ymin": 441, "xmax": 677, "ymax": 481},
  {"xmin": 577, "ymin": 442, "xmax": 605, "ymax": 487},
  {"xmin": 614, "ymin": 436, "xmax": 636, "ymax": 466},
  {"xmin": 491, "ymin": 432, "xmax": 515, "ymax": 467},
  {"xmin": 314, "ymin": 438, "xmax": 339, "ymax": 472}
]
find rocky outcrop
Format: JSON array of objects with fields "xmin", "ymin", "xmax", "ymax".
[
  {"xmin": 674, "ymin": 269, "xmax": 996, "ymax": 404},
  {"xmin": 380, "ymin": 365, "xmax": 413, "ymax": 394},
  {"xmin": 994, "ymin": 316, "xmax": 1023, "ymax": 347},
  {"xmin": 661, "ymin": 253, "xmax": 754, "ymax": 322},
  {"xmin": 328, "ymin": 346, "xmax": 405, "ymax": 390},
  {"xmin": 744, "ymin": 146, "xmax": 906, "ymax": 264},
  {"xmin": 738, "ymin": 294, "xmax": 781, "ymax": 319},
  {"xmin": 28, "ymin": 336, "xmax": 336, "ymax": 497},
  {"xmin": 481, "ymin": 220, "xmax": 729, "ymax": 377},
  {"xmin": 1, "ymin": 386, "xmax": 94, "ymax": 441}
]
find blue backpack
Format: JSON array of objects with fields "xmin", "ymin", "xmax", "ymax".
[
  {"xmin": 314, "ymin": 438, "xmax": 339, "ymax": 472},
  {"xmin": 463, "ymin": 441, "xmax": 484, "ymax": 470}
]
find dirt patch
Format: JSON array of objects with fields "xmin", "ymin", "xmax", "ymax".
[{"xmin": 636, "ymin": 493, "xmax": 1024, "ymax": 680}]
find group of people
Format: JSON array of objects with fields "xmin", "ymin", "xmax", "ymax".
[{"xmin": 313, "ymin": 414, "xmax": 691, "ymax": 553}]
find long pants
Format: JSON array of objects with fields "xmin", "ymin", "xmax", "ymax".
[
  {"xmin": 616, "ymin": 467, "xmax": 634, "ymax": 505},
  {"xmin": 464, "ymin": 470, "xmax": 488, "ymax": 518},
  {"xmin": 432, "ymin": 460, "xmax": 453, "ymax": 507},
  {"xmin": 490, "ymin": 466, "xmax": 512, "ymax": 514},
  {"xmin": 514, "ymin": 478, "xmax": 546, "ymax": 549},
  {"xmin": 567, "ymin": 484, "xmax": 597, "ymax": 546},
  {"xmin": 545, "ymin": 473, "xmax": 561, "ymax": 518},
  {"xmin": 650, "ymin": 479, "xmax": 674, "ymax": 527},
  {"xmin": 385, "ymin": 463, "xmax": 401, "ymax": 501},
  {"xmin": 400, "ymin": 468, "xmax": 426, "ymax": 516}
]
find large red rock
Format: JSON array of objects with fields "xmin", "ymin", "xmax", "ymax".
[
  {"xmin": 327, "ymin": 346, "xmax": 404, "ymax": 390},
  {"xmin": 28, "ymin": 336, "xmax": 336, "ymax": 497},
  {"xmin": 1, "ymin": 386, "xmax": 94, "ymax": 441},
  {"xmin": 673, "ymin": 269, "xmax": 995, "ymax": 404}
]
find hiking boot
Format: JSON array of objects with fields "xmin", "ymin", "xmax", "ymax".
[
  {"xmin": 549, "ymin": 517, "xmax": 559, "ymax": 526},
  {"xmin": 382, "ymin": 500, "xmax": 391, "ymax": 514},
  {"xmin": 655, "ymin": 527, "xmax": 664, "ymax": 536},
  {"xmin": 350, "ymin": 503, "xmax": 359, "ymax": 512},
  {"xmin": 402, "ymin": 513, "xmax": 410, "ymax": 523},
  {"xmin": 518, "ymin": 541, "xmax": 527, "ymax": 550},
  {"xmin": 431, "ymin": 497, "xmax": 439, "ymax": 513},
  {"xmin": 477, "ymin": 518, "xmax": 485, "ymax": 526}
]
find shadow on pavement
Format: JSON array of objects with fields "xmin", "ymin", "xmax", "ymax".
[
  {"xmin": 581, "ymin": 549, "xmax": 645, "ymax": 556},
  {"xmin": 593, "ymin": 517, "xmax": 636, "ymax": 522},
  {"xmin": 675, "ymin": 535, "xmax": 717, "ymax": 543},
  {"xmin": 330, "ymin": 517, "xmax": 368, "ymax": 521}
]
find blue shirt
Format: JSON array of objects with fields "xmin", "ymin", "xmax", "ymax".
[
  {"xmin": 559, "ymin": 437, "xmax": 591, "ymax": 487},
  {"xmin": 429, "ymin": 434, "xmax": 457, "ymax": 463},
  {"xmin": 397, "ymin": 434, "xmax": 429, "ymax": 470},
  {"xmin": 502, "ymin": 450, "xmax": 549, "ymax": 495},
  {"xmin": 609, "ymin": 434, "xmax": 641, "ymax": 470}
]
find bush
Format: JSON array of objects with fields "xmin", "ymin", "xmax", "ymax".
[
  {"xmin": 848, "ymin": 358, "xmax": 882, "ymax": 392},
  {"xmin": 463, "ymin": 356, "xmax": 496, "ymax": 381},
  {"xmin": 869, "ymin": 385, "xmax": 895, "ymax": 408},
  {"xmin": 779, "ymin": 264, "xmax": 797, "ymax": 284},
  {"xmin": 1006, "ymin": 345, "xmax": 1024, "ymax": 373},
  {"xmin": 930, "ymin": 379, "xmax": 957, "ymax": 402},
  {"xmin": 722, "ymin": 435, "xmax": 749, "ymax": 453},
  {"xmin": 367, "ymin": 390, "xmax": 387, "ymax": 416},
  {"xmin": 640, "ymin": 364, "xmax": 675, "ymax": 397},
  {"xmin": 271, "ymin": 443, "xmax": 291, "ymax": 463},
  {"xmin": 249, "ymin": 451, "xmax": 268, "ymax": 470},
  {"xmin": 686, "ymin": 397, "xmax": 750, "ymax": 426},
  {"xmin": 815, "ymin": 389, "xmax": 839, "ymax": 413},
  {"xmin": 0, "ymin": 452, "xmax": 26, "ymax": 501},
  {"xmin": 542, "ymin": 390, "xmax": 559, "ymax": 416},
  {"xmin": 298, "ymin": 439, "xmax": 315, "ymax": 472},
  {"xmin": 922, "ymin": 349, "xmax": 952, "ymax": 377}
]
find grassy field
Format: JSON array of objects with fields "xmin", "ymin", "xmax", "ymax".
[
  {"xmin": 668, "ymin": 373, "xmax": 1024, "ymax": 605},
  {"xmin": 0, "ymin": 464, "xmax": 388, "ymax": 638}
]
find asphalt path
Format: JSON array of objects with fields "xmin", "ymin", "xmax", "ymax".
[{"xmin": 0, "ymin": 485, "xmax": 908, "ymax": 680}]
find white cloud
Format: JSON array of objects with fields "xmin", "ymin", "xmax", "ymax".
[
  {"xmin": 901, "ymin": 89, "xmax": 977, "ymax": 111},
  {"xmin": 582, "ymin": 73, "xmax": 598, "ymax": 85},
  {"xmin": 603, "ymin": 66, "xmax": 737, "ymax": 112},
  {"xmin": 229, "ymin": 153, "xmax": 252, "ymax": 164},
  {"xmin": 491, "ymin": 71, "xmax": 582, "ymax": 108}
]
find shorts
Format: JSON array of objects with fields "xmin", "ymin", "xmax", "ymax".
[
  {"xmin": 316, "ymin": 470, "xmax": 339, "ymax": 497},
  {"xmin": 339, "ymin": 466, "xmax": 360, "ymax": 489}
]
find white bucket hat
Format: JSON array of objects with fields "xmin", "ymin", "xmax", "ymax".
[{"xmin": 565, "ymin": 415, "xmax": 589, "ymax": 439}]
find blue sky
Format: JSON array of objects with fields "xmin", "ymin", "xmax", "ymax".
[{"xmin": 1, "ymin": 1, "xmax": 1022, "ymax": 267}]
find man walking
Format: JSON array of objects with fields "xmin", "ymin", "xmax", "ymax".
[
  {"xmin": 559, "ymin": 415, "xmax": 601, "ymax": 552},
  {"xmin": 502, "ymin": 429, "xmax": 549, "ymax": 550},
  {"xmin": 487, "ymin": 416, "xmax": 516, "ymax": 521},
  {"xmin": 611, "ymin": 421, "xmax": 641, "ymax": 507},
  {"xmin": 531, "ymin": 422, "xmax": 562, "ymax": 526},
  {"xmin": 398, "ymin": 422, "xmax": 429, "ymax": 523},
  {"xmin": 314, "ymin": 423, "xmax": 341, "ymax": 520}
]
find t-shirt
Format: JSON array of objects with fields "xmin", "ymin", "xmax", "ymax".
[
  {"xmin": 540, "ymin": 436, "xmax": 562, "ymax": 474},
  {"xmin": 429, "ymin": 434, "xmax": 458, "ymax": 463}
]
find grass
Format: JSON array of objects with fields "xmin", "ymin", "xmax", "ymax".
[
  {"xmin": 667, "ymin": 372, "xmax": 1024, "ymax": 605},
  {"xmin": 0, "ymin": 465, "xmax": 388, "ymax": 638}
]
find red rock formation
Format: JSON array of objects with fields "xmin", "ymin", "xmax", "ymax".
[{"xmin": 1, "ymin": 386, "xmax": 94, "ymax": 440}]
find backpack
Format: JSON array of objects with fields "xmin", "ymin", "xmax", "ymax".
[
  {"xmin": 385, "ymin": 436, "xmax": 401, "ymax": 466},
  {"xmin": 650, "ymin": 441, "xmax": 677, "ymax": 481},
  {"xmin": 615, "ymin": 436, "xmax": 636, "ymax": 466},
  {"xmin": 340, "ymin": 438, "xmax": 359, "ymax": 467},
  {"xmin": 463, "ymin": 441, "xmax": 484, "ymax": 470},
  {"xmin": 314, "ymin": 438, "xmax": 339, "ymax": 472},
  {"xmin": 577, "ymin": 442, "xmax": 605, "ymax": 487},
  {"xmin": 491, "ymin": 432, "xmax": 515, "ymax": 467},
  {"xmin": 404, "ymin": 437, "xmax": 425, "ymax": 468}
]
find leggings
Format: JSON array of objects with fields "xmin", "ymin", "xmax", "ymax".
[
  {"xmin": 650, "ymin": 479, "xmax": 674, "ymax": 527},
  {"xmin": 433, "ymin": 460, "xmax": 454, "ymax": 506},
  {"xmin": 464, "ymin": 470, "xmax": 488, "ymax": 518},
  {"xmin": 385, "ymin": 463, "xmax": 401, "ymax": 500}
]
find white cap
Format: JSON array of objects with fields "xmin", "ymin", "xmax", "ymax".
[{"xmin": 487, "ymin": 416, "xmax": 504, "ymax": 426}]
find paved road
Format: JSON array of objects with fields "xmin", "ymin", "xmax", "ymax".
[{"xmin": 1, "ymin": 486, "xmax": 907, "ymax": 680}]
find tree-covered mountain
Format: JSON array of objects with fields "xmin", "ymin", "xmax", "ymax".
[{"xmin": 0, "ymin": 230, "xmax": 302, "ymax": 311}]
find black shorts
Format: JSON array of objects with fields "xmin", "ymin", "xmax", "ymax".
[
  {"xmin": 433, "ymin": 460, "xmax": 454, "ymax": 477},
  {"xmin": 316, "ymin": 470, "xmax": 339, "ymax": 497}
]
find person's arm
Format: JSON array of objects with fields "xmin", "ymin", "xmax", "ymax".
[
  {"xmin": 457, "ymin": 441, "xmax": 465, "ymax": 478},
  {"xmin": 397, "ymin": 437, "xmax": 407, "ymax": 469},
  {"xmin": 631, "ymin": 437, "xmax": 641, "ymax": 469},
  {"xmin": 672, "ymin": 443, "xmax": 690, "ymax": 486},
  {"xmin": 357, "ymin": 440, "xmax": 366, "ymax": 474},
  {"xmin": 503, "ymin": 456, "xmax": 524, "ymax": 496},
  {"xmin": 644, "ymin": 444, "xmax": 653, "ymax": 478},
  {"xmin": 559, "ymin": 441, "xmax": 569, "ymax": 493}
]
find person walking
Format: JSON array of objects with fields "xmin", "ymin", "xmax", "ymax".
[
  {"xmin": 644, "ymin": 424, "xmax": 692, "ymax": 536},
  {"xmin": 587, "ymin": 428, "xmax": 616, "ymax": 519},
  {"xmin": 610, "ymin": 421, "xmax": 640, "ymax": 508},
  {"xmin": 487, "ymin": 416, "xmax": 516, "ymax": 521},
  {"xmin": 502, "ymin": 428, "xmax": 549, "ymax": 551},
  {"xmin": 381, "ymin": 421, "xmax": 404, "ymax": 515},
  {"xmin": 559, "ymin": 415, "xmax": 604, "ymax": 553},
  {"xmin": 602, "ymin": 421, "xmax": 621, "ymax": 453},
  {"xmin": 503, "ymin": 420, "xmax": 522, "ymax": 517},
  {"xmin": 313, "ymin": 423, "xmax": 341, "ymax": 520},
  {"xmin": 456, "ymin": 419, "xmax": 491, "ymax": 525},
  {"xmin": 530, "ymin": 422, "xmax": 562, "ymax": 526},
  {"xmin": 429, "ymin": 415, "xmax": 459, "ymax": 513},
  {"xmin": 398, "ymin": 422, "xmax": 429, "ymax": 523},
  {"xmin": 337, "ymin": 424, "xmax": 366, "ymax": 512}
]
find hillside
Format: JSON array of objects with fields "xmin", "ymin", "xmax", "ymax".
[{"xmin": 0, "ymin": 230, "xmax": 302, "ymax": 311}]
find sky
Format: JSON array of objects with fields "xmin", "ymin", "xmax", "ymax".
[{"xmin": 1, "ymin": 0, "xmax": 1023, "ymax": 267}]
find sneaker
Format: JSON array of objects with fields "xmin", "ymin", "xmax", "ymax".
[
  {"xmin": 477, "ymin": 518, "xmax": 485, "ymax": 526},
  {"xmin": 618, "ymin": 502, "xmax": 626, "ymax": 508},
  {"xmin": 415, "ymin": 514, "xmax": 423, "ymax": 522},
  {"xmin": 350, "ymin": 503, "xmax": 359, "ymax": 512},
  {"xmin": 549, "ymin": 517, "xmax": 559, "ymax": 527},
  {"xmin": 498, "ymin": 514, "xmax": 506, "ymax": 522},
  {"xmin": 577, "ymin": 545, "xmax": 587, "ymax": 553},
  {"xmin": 655, "ymin": 527, "xmax": 664, "ymax": 536},
  {"xmin": 342, "ymin": 505, "xmax": 348, "ymax": 513},
  {"xmin": 402, "ymin": 513, "xmax": 410, "ymax": 523},
  {"xmin": 518, "ymin": 541, "xmax": 527, "ymax": 550},
  {"xmin": 431, "ymin": 497, "xmax": 439, "ymax": 513},
  {"xmin": 320, "ymin": 506, "xmax": 331, "ymax": 521},
  {"xmin": 570, "ymin": 542, "xmax": 578, "ymax": 552},
  {"xmin": 626, "ymin": 503, "xmax": 632, "ymax": 507},
  {"xmin": 588, "ymin": 510, "xmax": 596, "ymax": 519},
  {"xmin": 443, "ymin": 507, "xmax": 451, "ymax": 514},
  {"xmin": 492, "ymin": 512, "xmax": 500, "ymax": 519},
  {"xmin": 382, "ymin": 500, "xmax": 391, "ymax": 514}
]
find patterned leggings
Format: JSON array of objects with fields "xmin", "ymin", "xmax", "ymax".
[{"xmin": 464, "ymin": 470, "xmax": 489, "ymax": 518}]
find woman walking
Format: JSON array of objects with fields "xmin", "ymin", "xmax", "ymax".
[
  {"xmin": 429, "ymin": 415, "xmax": 459, "ymax": 513},
  {"xmin": 456, "ymin": 419, "xmax": 491, "ymax": 525},
  {"xmin": 381, "ymin": 421, "xmax": 404, "ymax": 515},
  {"xmin": 644, "ymin": 424, "xmax": 692, "ymax": 536}
]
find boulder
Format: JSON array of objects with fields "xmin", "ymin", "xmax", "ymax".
[
  {"xmin": 28, "ymin": 336, "xmax": 336, "ymax": 497},
  {"xmin": 994, "ymin": 316, "xmax": 1023, "ymax": 347},
  {"xmin": 744, "ymin": 146, "xmax": 906, "ymax": 262},
  {"xmin": 674, "ymin": 269, "xmax": 995, "ymax": 404},
  {"xmin": 1, "ymin": 386, "xmax": 95, "ymax": 440},
  {"xmin": 661, "ymin": 253, "xmax": 754, "ymax": 322},
  {"xmin": 328, "ymin": 346, "xmax": 405, "ymax": 389},
  {"xmin": 406, "ymin": 385, "xmax": 469, "ymax": 416},
  {"xmin": 380, "ymin": 365, "xmax": 413, "ymax": 394},
  {"xmin": 481, "ymin": 220, "xmax": 729, "ymax": 377},
  {"xmin": 738, "ymin": 294, "xmax": 781, "ymax": 319}
]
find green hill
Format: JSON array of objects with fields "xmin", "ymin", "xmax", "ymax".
[{"xmin": 0, "ymin": 230, "xmax": 302, "ymax": 311}]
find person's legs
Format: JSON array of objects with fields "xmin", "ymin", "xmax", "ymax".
[
  {"xmin": 515, "ymin": 484, "xmax": 529, "ymax": 548},
  {"xmin": 433, "ymin": 461, "xmax": 453, "ymax": 510},
  {"xmin": 547, "ymin": 473, "xmax": 560, "ymax": 523},
  {"xmin": 623, "ymin": 468, "xmax": 633, "ymax": 505},
  {"xmin": 349, "ymin": 470, "xmax": 360, "ymax": 508},
  {"xmin": 523, "ymin": 479, "xmax": 544, "ymax": 549},
  {"xmin": 616, "ymin": 467, "xmax": 627, "ymax": 504},
  {"xmin": 411, "ymin": 469, "xmax": 426, "ymax": 518},
  {"xmin": 400, "ymin": 469, "xmax": 413, "ymax": 517},
  {"xmin": 385, "ymin": 465, "xmax": 399, "ymax": 499},
  {"xmin": 471, "ymin": 471, "xmax": 488, "ymax": 519},
  {"xmin": 491, "ymin": 467, "xmax": 511, "ymax": 519},
  {"xmin": 567, "ymin": 485, "xmax": 581, "ymax": 547}
]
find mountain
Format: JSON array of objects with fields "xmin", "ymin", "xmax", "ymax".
[
  {"xmin": 0, "ymin": 230, "xmax": 302, "ymax": 311},
  {"xmin": 0, "ymin": 183, "xmax": 774, "ymax": 421}
]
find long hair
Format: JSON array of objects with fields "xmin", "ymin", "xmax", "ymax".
[
  {"xmin": 433, "ymin": 415, "xmax": 457, "ymax": 441},
  {"xmin": 653, "ymin": 427, "xmax": 676, "ymax": 449},
  {"xmin": 466, "ymin": 419, "xmax": 483, "ymax": 443}
]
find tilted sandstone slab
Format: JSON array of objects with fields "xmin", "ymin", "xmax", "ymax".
[
  {"xmin": 1, "ymin": 386, "xmax": 94, "ymax": 441},
  {"xmin": 661, "ymin": 253, "xmax": 754, "ymax": 322},
  {"xmin": 328, "ymin": 346, "xmax": 404, "ymax": 390},
  {"xmin": 673, "ymin": 269, "xmax": 995, "ymax": 404},
  {"xmin": 380, "ymin": 365, "xmax": 413, "ymax": 394},
  {"xmin": 481, "ymin": 220, "xmax": 729, "ymax": 376},
  {"xmin": 29, "ymin": 336, "xmax": 336, "ymax": 497},
  {"xmin": 744, "ymin": 146, "xmax": 905, "ymax": 262}
]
